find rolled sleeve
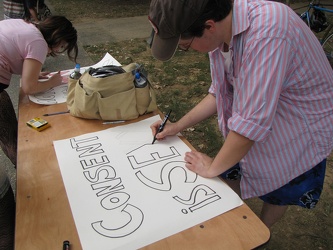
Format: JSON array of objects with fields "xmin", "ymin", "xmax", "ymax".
[
  {"xmin": 228, "ymin": 112, "xmax": 272, "ymax": 142},
  {"xmin": 208, "ymin": 83, "xmax": 216, "ymax": 96}
]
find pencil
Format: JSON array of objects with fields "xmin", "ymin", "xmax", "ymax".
[{"xmin": 43, "ymin": 110, "xmax": 69, "ymax": 116}]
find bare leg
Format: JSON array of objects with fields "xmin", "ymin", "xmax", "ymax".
[
  {"xmin": 0, "ymin": 186, "xmax": 15, "ymax": 250},
  {"xmin": 260, "ymin": 202, "xmax": 288, "ymax": 228},
  {"xmin": 222, "ymin": 177, "xmax": 288, "ymax": 228}
]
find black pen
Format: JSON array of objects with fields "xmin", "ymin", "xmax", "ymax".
[
  {"xmin": 63, "ymin": 240, "xmax": 70, "ymax": 250},
  {"xmin": 152, "ymin": 110, "xmax": 172, "ymax": 144}
]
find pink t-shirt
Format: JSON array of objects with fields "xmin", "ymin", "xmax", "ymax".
[{"xmin": 0, "ymin": 19, "xmax": 48, "ymax": 85}]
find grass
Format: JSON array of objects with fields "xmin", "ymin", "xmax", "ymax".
[{"xmin": 48, "ymin": 0, "xmax": 151, "ymax": 20}]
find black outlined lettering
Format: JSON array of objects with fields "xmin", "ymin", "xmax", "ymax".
[
  {"xmin": 92, "ymin": 204, "xmax": 144, "ymax": 238},
  {"xmin": 135, "ymin": 161, "xmax": 197, "ymax": 191},
  {"xmin": 173, "ymin": 184, "xmax": 221, "ymax": 214},
  {"xmin": 127, "ymin": 144, "xmax": 181, "ymax": 169}
]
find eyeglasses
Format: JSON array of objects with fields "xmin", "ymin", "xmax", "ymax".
[{"xmin": 178, "ymin": 37, "xmax": 195, "ymax": 51}]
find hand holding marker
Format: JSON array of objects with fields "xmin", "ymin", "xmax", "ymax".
[{"xmin": 152, "ymin": 110, "xmax": 172, "ymax": 144}]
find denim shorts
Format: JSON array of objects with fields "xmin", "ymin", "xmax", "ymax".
[{"xmin": 220, "ymin": 159, "xmax": 326, "ymax": 208}]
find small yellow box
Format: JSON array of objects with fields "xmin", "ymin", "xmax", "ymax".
[{"xmin": 26, "ymin": 117, "xmax": 50, "ymax": 132}]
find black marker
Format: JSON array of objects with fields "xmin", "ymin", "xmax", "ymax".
[
  {"xmin": 152, "ymin": 110, "xmax": 172, "ymax": 144},
  {"xmin": 63, "ymin": 240, "xmax": 70, "ymax": 250}
]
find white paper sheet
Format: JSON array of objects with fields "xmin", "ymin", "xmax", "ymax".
[
  {"xmin": 28, "ymin": 53, "xmax": 121, "ymax": 105},
  {"xmin": 54, "ymin": 115, "xmax": 243, "ymax": 250}
]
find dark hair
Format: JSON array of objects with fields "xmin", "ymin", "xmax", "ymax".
[
  {"xmin": 36, "ymin": 16, "xmax": 78, "ymax": 62},
  {"xmin": 181, "ymin": 0, "xmax": 233, "ymax": 39}
]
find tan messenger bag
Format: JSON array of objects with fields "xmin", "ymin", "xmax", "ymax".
[{"xmin": 67, "ymin": 63, "xmax": 157, "ymax": 120}]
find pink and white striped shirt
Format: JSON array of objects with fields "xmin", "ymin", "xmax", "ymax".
[{"xmin": 209, "ymin": 0, "xmax": 333, "ymax": 199}]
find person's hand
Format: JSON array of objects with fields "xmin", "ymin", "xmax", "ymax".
[
  {"xmin": 184, "ymin": 151, "xmax": 214, "ymax": 178},
  {"xmin": 150, "ymin": 120, "xmax": 179, "ymax": 141},
  {"xmin": 39, "ymin": 71, "xmax": 50, "ymax": 79},
  {"xmin": 47, "ymin": 71, "xmax": 63, "ymax": 86}
]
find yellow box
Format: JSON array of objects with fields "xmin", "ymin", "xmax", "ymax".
[{"xmin": 26, "ymin": 117, "xmax": 50, "ymax": 132}]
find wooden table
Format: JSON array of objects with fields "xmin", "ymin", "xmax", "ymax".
[{"xmin": 15, "ymin": 91, "xmax": 270, "ymax": 250}]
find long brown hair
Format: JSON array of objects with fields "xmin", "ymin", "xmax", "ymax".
[{"xmin": 36, "ymin": 16, "xmax": 78, "ymax": 62}]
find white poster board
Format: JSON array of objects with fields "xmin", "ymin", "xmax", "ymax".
[{"xmin": 54, "ymin": 115, "xmax": 243, "ymax": 250}]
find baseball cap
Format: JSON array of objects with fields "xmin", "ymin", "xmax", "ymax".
[{"xmin": 148, "ymin": 0, "xmax": 209, "ymax": 61}]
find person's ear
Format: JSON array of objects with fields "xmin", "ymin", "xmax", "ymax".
[{"xmin": 204, "ymin": 20, "xmax": 216, "ymax": 31}]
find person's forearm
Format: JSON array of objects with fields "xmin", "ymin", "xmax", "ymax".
[
  {"xmin": 21, "ymin": 79, "xmax": 55, "ymax": 95},
  {"xmin": 21, "ymin": 58, "xmax": 59, "ymax": 94},
  {"xmin": 176, "ymin": 93, "xmax": 217, "ymax": 131},
  {"xmin": 208, "ymin": 130, "xmax": 254, "ymax": 177}
]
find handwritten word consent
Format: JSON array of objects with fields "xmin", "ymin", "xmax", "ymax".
[{"xmin": 70, "ymin": 136, "xmax": 144, "ymax": 238}]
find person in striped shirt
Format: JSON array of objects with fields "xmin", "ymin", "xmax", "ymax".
[
  {"xmin": 3, "ymin": 0, "xmax": 28, "ymax": 19},
  {"xmin": 149, "ymin": 0, "xmax": 333, "ymax": 229}
]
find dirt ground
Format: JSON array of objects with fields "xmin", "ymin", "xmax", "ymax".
[{"xmin": 49, "ymin": 0, "xmax": 333, "ymax": 249}]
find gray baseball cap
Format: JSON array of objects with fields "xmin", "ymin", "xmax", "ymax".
[{"xmin": 148, "ymin": 0, "xmax": 209, "ymax": 61}]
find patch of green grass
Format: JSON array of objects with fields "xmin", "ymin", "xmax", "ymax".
[
  {"xmin": 48, "ymin": 0, "xmax": 151, "ymax": 20},
  {"xmin": 187, "ymin": 85, "xmax": 205, "ymax": 98}
]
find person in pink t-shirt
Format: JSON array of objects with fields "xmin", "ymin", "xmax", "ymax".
[{"xmin": 0, "ymin": 15, "xmax": 78, "ymax": 249}]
